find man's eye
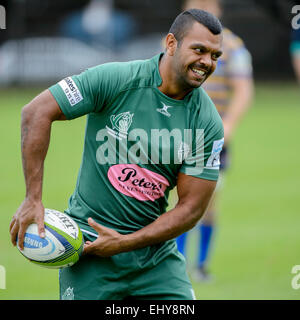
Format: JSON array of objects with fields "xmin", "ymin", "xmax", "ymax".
[
  {"xmin": 195, "ymin": 48, "xmax": 205, "ymax": 53},
  {"xmin": 212, "ymin": 53, "xmax": 220, "ymax": 60}
]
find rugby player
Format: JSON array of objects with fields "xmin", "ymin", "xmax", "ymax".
[{"xmin": 10, "ymin": 9, "xmax": 224, "ymax": 299}]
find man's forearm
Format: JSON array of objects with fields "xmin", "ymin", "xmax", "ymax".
[
  {"xmin": 83, "ymin": 160, "xmax": 217, "ymax": 257},
  {"xmin": 120, "ymin": 202, "xmax": 205, "ymax": 253},
  {"xmin": 10, "ymin": 90, "xmax": 66, "ymax": 249},
  {"xmin": 21, "ymin": 104, "xmax": 52, "ymax": 201},
  {"xmin": 115, "ymin": 176, "xmax": 217, "ymax": 254}
]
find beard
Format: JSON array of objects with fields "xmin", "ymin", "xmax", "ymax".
[
  {"xmin": 173, "ymin": 58, "xmax": 211, "ymax": 90},
  {"xmin": 176, "ymin": 67, "xmax": 207, "ymax": 90}
]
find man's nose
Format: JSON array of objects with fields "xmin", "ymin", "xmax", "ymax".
[{"xmin": 199, "ymin": 53, "xmax": 212, "ymax": 68}]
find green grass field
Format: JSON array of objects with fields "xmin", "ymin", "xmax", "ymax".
[{"xmin": 0, "ymin": 83, "xmax": 299, "ymax": 300}]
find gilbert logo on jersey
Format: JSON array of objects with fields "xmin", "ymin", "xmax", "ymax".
[{"xmin": 156, "ymin": 103, "xmax": 173, "ymax": 117}]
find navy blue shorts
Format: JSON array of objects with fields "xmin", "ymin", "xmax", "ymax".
[{"xmin": 220, "ymin": 146, "xmax": 229, "ymax": 171}]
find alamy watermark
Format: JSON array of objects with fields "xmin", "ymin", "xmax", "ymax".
[
  {"xmin": 0, "ymin": 265, "xmax": 5, "ymax": 289},
  {"xmin": 292, "ymin": 5, "xmax": 300, "ymax": 30},
  {"xmin": 291, "ymin": 265, "xmax": 300, "ymax": 290},
  {"xmin": 96, "ymin": 128, "xmax": 205, "ymax": 169},
  {"xmin": 0, "ymin": 5, "xmax": 6, "ymax": 30}
]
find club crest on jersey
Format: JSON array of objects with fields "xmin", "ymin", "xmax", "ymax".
[
  {"xmin": 106, "ymin": 111, "xmax": 134, "ymax": 140},
  {"xmin": 156, "ymin": 103, "xmax": 172, "ymax": 117}
]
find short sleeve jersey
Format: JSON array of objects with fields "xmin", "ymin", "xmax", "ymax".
[{"xmin": 49, "ymin": 53, "xmax": 224, "ymax": 239}]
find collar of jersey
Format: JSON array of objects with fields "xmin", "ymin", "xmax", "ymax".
[{"xmin": 151, "ymin": 52, "xmax": 195, "ymax": 106}]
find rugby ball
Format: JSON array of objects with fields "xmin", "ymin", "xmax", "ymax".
[{"xmin": 17, "ymin": 208, "xmax": 84, "ymax": 269}]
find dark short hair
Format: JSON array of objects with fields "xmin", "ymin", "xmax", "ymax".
[{"xmin": 169, "ymin": 9, "xmax": 222, "ymax": 44}]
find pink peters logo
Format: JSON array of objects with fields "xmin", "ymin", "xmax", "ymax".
[{"xmin": 107, "ymin": 164, "xmax": 170, "ymax": 201}]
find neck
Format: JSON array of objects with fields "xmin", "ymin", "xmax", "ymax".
[{"xmin": 158, "ymin": 54, "xmax": 193, "ymax": 100}]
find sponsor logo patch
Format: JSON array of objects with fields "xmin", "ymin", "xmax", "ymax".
[
  {"xmin": 107, "ymin": 164, "xmax": 169, "ymax": 201},
  {"xmin": 58, "ymin": 77, "xmax": 83, "ymax": 106},
  {"xmin": 206, "ymin": 138, "xmax": 224, "ymax": 169}
]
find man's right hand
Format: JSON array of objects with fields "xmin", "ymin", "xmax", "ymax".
[{"xmin": 9, "ymin": 199, "xmax": 45, "ymax": 250}]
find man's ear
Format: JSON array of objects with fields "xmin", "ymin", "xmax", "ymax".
[{"xmin": 165, "ymin": 33, "xmax": 178, "ymax": 56}]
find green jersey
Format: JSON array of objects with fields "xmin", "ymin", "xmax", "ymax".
[{"xmin": 49, "ymin": 53, "xmax": 224, "ymax": 240}]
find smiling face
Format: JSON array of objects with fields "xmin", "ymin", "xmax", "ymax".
[{"xmin": 167, "ymin": 21, "xmax": 223, "ymax": 89}]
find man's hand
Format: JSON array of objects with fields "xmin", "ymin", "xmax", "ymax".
[
  {"xmin": 9, "ymin": 199, "xmax": 45, "ymax": 250},
  {"xmin": 83, "ymin": 218, "xmax": 124, "ymax": 257}
]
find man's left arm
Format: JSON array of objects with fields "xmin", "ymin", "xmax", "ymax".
[{"xmin": 83, "ymin": 173, "xmax": 216, "ymax": 257}]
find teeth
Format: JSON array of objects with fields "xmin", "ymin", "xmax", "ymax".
[{"xmin": 192, "ymin": 69, "xmax": 205, "ymax": 76}]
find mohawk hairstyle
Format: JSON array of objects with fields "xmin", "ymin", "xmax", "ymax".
[{"xmin": 169, "ymin": 9, "xmax": 222, "ymax": 44}]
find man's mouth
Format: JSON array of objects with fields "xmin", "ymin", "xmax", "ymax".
[{"xmin": 191, "ymin": 67, "xmax": 208, "ymax": 79}]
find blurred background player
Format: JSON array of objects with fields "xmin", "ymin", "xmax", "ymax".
[
  {"xmin": 176, "ymin": 0, "xmax": 254, "ymax": 281},
  {"xmin": 59, "ymin": 0, "xmax": 137, "ymax": 50}
]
